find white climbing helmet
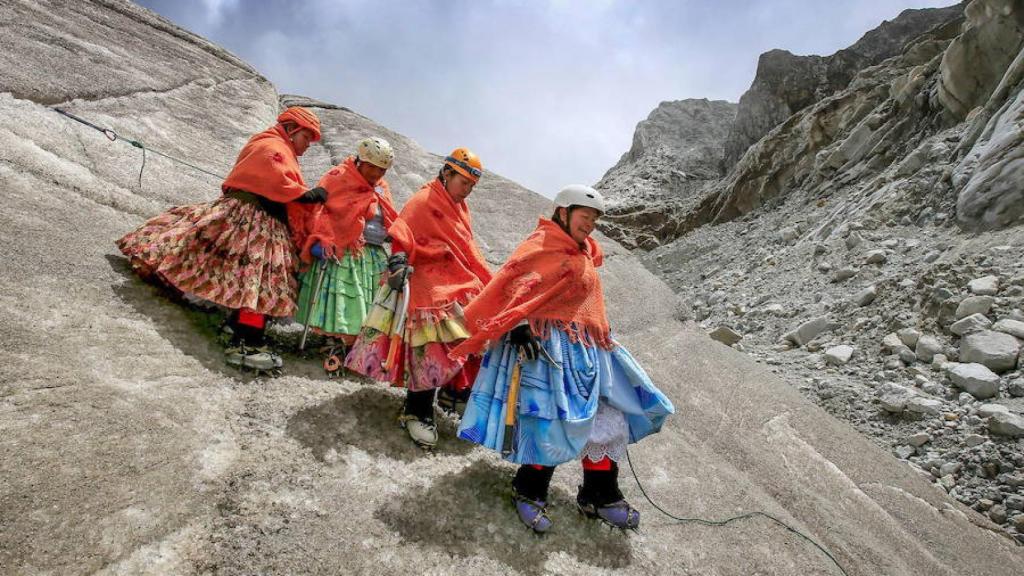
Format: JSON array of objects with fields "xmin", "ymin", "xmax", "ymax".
[
  {"xmin": 554, "ymin": 184, "xmax": 605, "ymax": 214},
  {"xmin": 356, "ymin": 136, "xmax": 394, "ymax": 169}
]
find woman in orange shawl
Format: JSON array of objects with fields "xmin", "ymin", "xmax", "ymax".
[
  {"xmin": 117, "ymin": 107, "xmax": 327, "ymax": 372},
  {"xmin": 345, "ymin": 147, "xmax": 492, "ymax": 449},
  {"xmin": 453, "ymin": 185, "xmax": 673, "ymax": 533},
  {"xmin": 290, "ymin": 137, "xmax": 398, "ymax": 372}
]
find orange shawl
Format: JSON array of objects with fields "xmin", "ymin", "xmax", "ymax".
[
  {"xmin": 451, "ymin": 218, "xmax": 612, "ymax": 357},
  {"xmin": 389, "ymin": 178, "xmax": 492, "ymax": 324},
  {"xmin": 292, "ymin": 156, "xmax": 399, "ymax": 262},
  {"xmin": 221, "ymin": 125, "xmax": 308, "ymax": 203}
]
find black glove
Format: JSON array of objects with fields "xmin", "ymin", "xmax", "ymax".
[
  {"xmin": 509, "ymin": 324, "xmax": 540, "ymax": 362},
  {"xmin": 296, "ymin": 186, "xmax": 328, "ymax": 203},
  {"xmin": 387, "ymin": 252, "xmax": 412, "ymax": 291}
]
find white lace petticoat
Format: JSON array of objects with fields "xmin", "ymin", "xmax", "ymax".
[{"xmin": 581, "ymin": 401, "xmax": 628, "ymax": 463}]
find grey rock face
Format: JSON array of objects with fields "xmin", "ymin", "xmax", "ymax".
[
  {"xmin": 723, "ymin": 4, "xmax": 966, "ymax": 168},
  {"xmin": 598, "ymin": 5, "xmax": 966, "ymax": 249},
  {"xmin": 939, "ymin": 0, "xmax": 1024, "ymax": 120},
  {"xmin": 607, "ymin": 3, "xmax": 1024, "ymax": 262},
  {"xmin": 960, "ymin": 330, "xmax": 1022, "ymax": 372},
  {"xmin": 595, "ymin": 99, "xmax": 737, "ymax": 249},
  {"xmin": 951, "ymin": 0, "xmax": 1024, "ymax": 229}
]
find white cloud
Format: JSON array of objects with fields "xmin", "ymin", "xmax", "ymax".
[
  {"xmin": 199, "ymin": 0, "xmax": 239, "ymax": 27},
  {"xmin": 138, "ymin": 0, "xmax": 964, "ymax": 196}
]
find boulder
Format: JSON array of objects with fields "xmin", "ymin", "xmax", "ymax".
[
  {"xmin": 968, "ymin": 275, "xmax": 1000, "ymax": 296},
  {"xmin": 907, "ymin": 433, "xmax": 931, "ymax": 447},
  {"xmin": 960, "ymin": 330, "xmax": 1021, "ymax": 372},
  {"xmin": 993, "ymin": 318, "xmax": 1024, "ymax": 339},
  {"xmin": 946, "ymin": 362, "xmax": 1001, "ymax": 399},
  {"xmin": 989, "ymin": 412, "xmax": 1024, "ymax": 438},
  {"xmin": 853, "ymin": 285, "xmax": 878, "ymax": 306},
  {"xmin": 883, "ymin": 332, "xmax": 906, "ymax": 352},
  {"xmin": 964, "ymin": 434, "xmax": 988, "ymax": 447},
  {"xmin": 880, "ymin": 390, "xmax": 912, "ymax": 413},
  {"xmin": 907, "ymin": 396, "xmax": 944, "ymax": 416},
  {"xmin": 916, "ymin": 335, "xmax": 944, "ymax": 363},
  {"xmin": 824, "ymin": 345, "xmax": 855, "ymax": 366},
  {"xmin": 977, "ymin": 403, "xmax": 1011, "ymax": 418},
  {"xmin": 898, "ymin": 328, "xmax": 922, "ymax": 348},
  {"xmin": 833, "ymin": 267, "xmax": 859, "ymax": 282},
  {"xmin": 950, "ymin": 313, "xmax": 994, "ymax": 336},
  {"xmin": 955, "ymin": 296, "xmax": 994, "ymax": 320},
  {"xmin": 709, "ymin": 326, "xmax": 744, "ymax": 346},
  {"xmin": 1008, "ymin": 379, "xmax": 1024, "ymax": 397},
  {"xmin": 865, "ymin": 250, "xmax": 888, "ymax": 265},
  {"xmin": 783, "ymin": 316, "xmax": 833, "ymax": 347}
]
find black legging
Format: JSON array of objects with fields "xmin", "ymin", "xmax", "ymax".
[{"xmin": 404, "ymin": 388, "xmax": 437, "ymax": 420}]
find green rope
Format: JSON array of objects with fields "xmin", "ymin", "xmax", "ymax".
[
  {"xmin": 625, "ymin": 447, "xmax": 850, "ymax": 576},
  {"xmin": 52, "ymin": 108, "xmax": 227, "ymax": 189}
]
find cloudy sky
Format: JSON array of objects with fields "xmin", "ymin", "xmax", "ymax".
[{"xmin": 138, "ymin": 0, "xmax": 956, "ymax": 197}]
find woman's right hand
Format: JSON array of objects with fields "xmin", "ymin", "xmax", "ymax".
[
  {"xmin": 296, "ymin": 186, "xmax": 328, "ymax": 203},
  {"xmin": 509, "ymin": 324, "xmax": 540, "ymax": 362},
  {"xmin": 387, "ymin": 252, "xmax": 412, "ymax": 290}
]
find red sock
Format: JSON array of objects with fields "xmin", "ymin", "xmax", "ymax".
[
  {"xmin": 581, "ymin": 456, "xmax": 613, "ymax": 471},
  {"xmin": 237, "ymin": 309, "xmax": 266, "ymax": 329}
]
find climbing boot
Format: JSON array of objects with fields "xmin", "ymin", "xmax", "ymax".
[
  {"xmin": 511, "ymin": 465, "xmax": 555, "ymax": 533},
  {"xmin": 512, "ymin": 492, "xmax": 553, "ymax": 534},
  {"xmin": 577, "ymin": 463, "xmax": 639, "ymax": 530},
  {"xmin": 576, "ymin": 496, "xmax": 640, "ymax": 530},
  {"xmin": 225, "ymin": 345, "xmax": 283, "ymax": 372},
  {"xmin": 398, "ymin": 414, "xmax": 437, "ymax": 448}
]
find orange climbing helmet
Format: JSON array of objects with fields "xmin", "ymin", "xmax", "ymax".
[
  {"xmin": 277, "ymin": 106, "xmax": 321, "ymax": 142},
  {"xmin": 443, "ymin": 147, "xmax": 483, "ymax": 183}
]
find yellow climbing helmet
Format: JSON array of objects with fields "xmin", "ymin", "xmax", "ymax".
[{"xmin": 443, "ymin": 147, "xmax": 483, "ymax": 183}]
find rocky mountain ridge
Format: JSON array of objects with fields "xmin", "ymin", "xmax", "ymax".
[
  {"xmin": 722, "ymin": 3, "xmax": 967, "ymax": 169},
  {"xmin": 596, "ymin": 98, "xmax": 736, "ymax": 249},
  {"xmin": 599, "ymin": 0, "xmax": 1024, "ymax": 541}
]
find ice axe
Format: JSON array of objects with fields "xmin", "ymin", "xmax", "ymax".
[
  {"xmin": 299, "ymin": 258, "xmax": 329, "ymax": 351},
  {"xmin": 383, "ymin": 277, "xmax": 411, "ymax": 372},
  {"xmin": 501, "ymin": 353, "xmax": 523, "ymax": 457}
]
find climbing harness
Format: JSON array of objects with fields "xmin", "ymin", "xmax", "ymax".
[
  {"xmin": 624, "ymin": 447, "xmax": 850, "ymax": 576},
  {"xmin": 51, "ymin": 107, "xmax": 227, "ymax": 190}
]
